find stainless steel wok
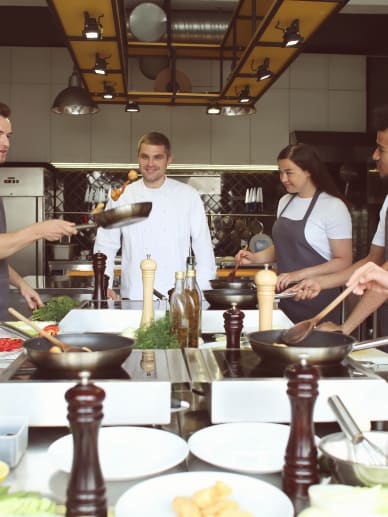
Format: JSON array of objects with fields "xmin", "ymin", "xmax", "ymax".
[
  {"xmin": 247, "ymin": 329, "xmax": 388, "ymax": 365},
  {"xmin": 203, "ymin": 288, "xmax": 257, "ymax": 308},
  {"xmin": 209, "ymin": 279, "xmax": 255, "ymax": 290},
  {"xmin": 23, "ymin": 333, "xmax": 134, "ymax": 371},
  {"xmin": 76, "ymin": 202, "xmax": 152, "ymax": 230}
]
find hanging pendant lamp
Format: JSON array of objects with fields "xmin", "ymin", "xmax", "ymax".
[{"xmin": 51, "ymin": 69, "xmax": 99, "ymax": 115}]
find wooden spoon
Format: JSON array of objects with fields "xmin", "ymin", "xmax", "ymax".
[
  {"xmin": 8, "ymin": 307, "xmax": 91, "ymax": 353},
  {"xmin": 228, "ymin": 244, "xmax": 248, "ymax": 281},
  {"xmin": 280, "ymin": 283, "xmax": 355, "ymax": 345}
]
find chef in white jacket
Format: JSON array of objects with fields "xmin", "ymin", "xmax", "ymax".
[{"xmin": 94, "ymin": 131, "xmax": 216, "ymax": 300}]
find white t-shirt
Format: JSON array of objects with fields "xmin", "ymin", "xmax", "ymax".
[
  {"xmin": 276, "ymin": 192, "xmax": 352, "ymax": 260},
  {"xmin": 372, "ymin": 195, "xmax": 388, "ymax": 247},
  {"xmin": 94, "ymin": 177, "xmax": 216, "ymax": 299}
]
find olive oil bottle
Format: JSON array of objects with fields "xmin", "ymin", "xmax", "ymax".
[{"xmin": 169, "ymin": 271, "xmax": 188, "ymax": 348}]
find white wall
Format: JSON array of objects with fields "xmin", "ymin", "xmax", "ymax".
[{"xmin": 0, "ymin": 47, "xmax": 366, "ymax": 166}]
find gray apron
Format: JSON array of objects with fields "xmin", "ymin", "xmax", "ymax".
[
  {"xmin": 377, "ymin": 207, "xmax": 388, "ymax": 337},
  {"xmin": 0, "ymin": 198, "xmax": 9, "ymax": 321},
  {"xmin": 272, "ymin": 191, "xmax": 342, "ymax": 324}
]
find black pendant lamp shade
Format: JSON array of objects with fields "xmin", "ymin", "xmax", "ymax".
[{"xmin": 51, "ymin": 70, "xmax": 99, "ymax": 115}]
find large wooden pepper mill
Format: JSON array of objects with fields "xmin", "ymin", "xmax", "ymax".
[
  {"xmin": 92, "ymin": 252, "xmax": 108, "ymax": 309},
  {"xmin": 255, "ymin": 266, "xmax": 277, "ymax": 330},
  {"xmin": 65, "ymin": 370, "xmax": 107, "ymax": 517},
  {"xmin": 140, "ymin": 254, "xmax": 157, "ymax": 327},
  {"xmin": 282, "ymin": 355, "xmax": 320, "ymax": 515}
]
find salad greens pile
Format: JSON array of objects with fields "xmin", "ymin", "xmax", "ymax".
[
  {"xmin": 134, "ymin": 315, "xmax": 180, "ymax": 349},
  {"xmin": 31, "ymin": 296, "xmax": 80, "ymax": 323}
]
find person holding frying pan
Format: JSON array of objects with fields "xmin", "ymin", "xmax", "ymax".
[
  {"xmin": 94, "ymin": 131, "xmax": 216, "ymax": 300},
  {"xmin": 236, "ymin": 143, "xmax": 353, "ymax": 324},
  {"xmin": 0, "ymin": 102, "xmax": 76, "ymax": 319}
]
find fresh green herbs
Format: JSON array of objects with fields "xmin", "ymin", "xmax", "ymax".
[
  {"xmin": 134, "ymin": 315, "xmax": 180, "ymax": 349},
  {"xmin": 0, "ymin": 487, "xmax": 57, "ymax": 515},
  {"xmin": 31, "ymin": 296, "xmax": 80, "ymax": 322}
]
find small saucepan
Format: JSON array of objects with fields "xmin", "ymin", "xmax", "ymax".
[
  {"xmin": 76, "ymin": 202, "xmax": 152, "ymax": 230},
  {"xmin": 22, "ymin": 333, "xmax": 134, "ymax": 372},
  {"xmin": 247, "ymin": 329, "xmax": 388, "ymax": 365}
]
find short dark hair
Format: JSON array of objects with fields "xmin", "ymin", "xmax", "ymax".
[
  {"xmin": 373, "ymin": 105, "xmax": 388, "ymax": 132},
  {"xmin": 137, "ymin": 132, "xmax": 171, "ymax": 155},
  {"xmin": 0, "ymin": 102, "xmax": 11, "ymax": 118}
]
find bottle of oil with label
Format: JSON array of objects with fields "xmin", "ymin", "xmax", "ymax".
[
  {"xmin": 185, "ymin": 267, "xmax": 201, "ymax": 348},
  {"xmin": 169, "ymin": 271, "xmax": 188, "ymax": 348}
]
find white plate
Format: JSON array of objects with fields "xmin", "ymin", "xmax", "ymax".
[
  {"xmin": 115, "ymin": 471, "xmax": 293, "ymax": 517},
  {"xmin": 189, "ymin": 422, "xmax": 293, "ymax": 474},
  {"xmin": 48, "ymin": 426, "xmax": 188, "ymax": 481}
]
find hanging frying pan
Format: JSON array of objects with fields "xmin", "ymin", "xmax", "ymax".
[
  {"xmin": 247, "ymin": 329, "xmax": 388, "ymax": 366},
  {"xmin": 76, "ymin": 202, "xmax": 152, "ymax": 230}
]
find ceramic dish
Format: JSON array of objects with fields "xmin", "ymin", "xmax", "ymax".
[
  {"xmin": 115, "ymin": 471, "xmax": 293, "ymax": 517},
  {"xmin": 48, "ymin": 426, "xmax": 188, "ymax": 481}
]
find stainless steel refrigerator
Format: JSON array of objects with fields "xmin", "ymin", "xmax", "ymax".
[{"xmin": 0, "ymin": 167, "xmax": 53, "ymax": 280}]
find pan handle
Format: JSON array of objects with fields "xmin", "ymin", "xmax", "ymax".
[
  {"xmin": 75, "ymin": 223, "xmax": 97, "ymax": 231},
  {"xmin": 352, "ymin": 335, "xmax": 388, "ymax": 352}
]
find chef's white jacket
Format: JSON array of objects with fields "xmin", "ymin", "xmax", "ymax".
[{"xmin": 94, "ymin": 178, "xmax": 216, "ymax": 299}]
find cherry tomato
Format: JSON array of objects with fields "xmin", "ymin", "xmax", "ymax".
[
  {"xmin": 0, "ymin": 338, "xmax": 23, "ymax": 352},
  {"xmin": 42, "ymin": 324, "xmax": 59, "ymax": 336}
]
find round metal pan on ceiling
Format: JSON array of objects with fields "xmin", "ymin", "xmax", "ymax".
[{"xmin": 129, "ymin": 3, "xmax": 167, "ymax": 42}]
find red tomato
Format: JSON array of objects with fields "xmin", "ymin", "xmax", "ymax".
[
  {"xmin": 0, "ymin": 338, "xmax": 23, "ymax": 352},
  {"xmin": 42, "ymin": 324, "xmax": 59, "ymax": 336}
]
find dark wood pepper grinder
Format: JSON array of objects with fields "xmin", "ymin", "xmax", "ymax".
[
  {"xmin": 223, "ymin": 302, "xmax": 244, "ymax": 349},
  {"xmin": 282, "ymin": 355, "xmax": 320, "ymax": 515},
  {"xmin": 92, "ymin": 252, "xmax": 108, "ymax": 308},
  {"xmin": 65, "ymin": 370, "xmax": 107, "ymax": 517}
]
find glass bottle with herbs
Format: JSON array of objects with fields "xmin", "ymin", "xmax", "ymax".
[
  {"xmin": 169, "ymin": 271, "xmax": 188, "ymax": 348},
  {"xmin": 185, "ymin": 269, "xmax": 201, "ymax": 348}
]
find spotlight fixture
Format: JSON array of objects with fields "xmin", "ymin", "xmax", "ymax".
[
  {"xmin": 125, "ymin": 100, "xmax": 140, "ymax": 113},
  {"xmin": 102, "ymin": 81, "xmax": 115, "ymax": 99},
  {"xmin": 51, "ymin": 69, "xmax": 99, "ymax": 115},
  {"xmin": 93, "ymin": 53, "xmax": 109, "ymax": 75},
  {"xmin": 255, "ymin": 58, "xmax": 273, "ymax": 81},
  {"xmin": 275, "ymin": 19, "xmax": 304, "ymax": 48},
  {"xmin": 238, "ymin": 85, "xmax": 251, "ymax": 104},
  {"xmin": 206, "ymin": 104, "xmax": 221, "ymax": 115},
  {"xmin": 82, "ymin": 11, "xmax": 103, "ymax": 40}
]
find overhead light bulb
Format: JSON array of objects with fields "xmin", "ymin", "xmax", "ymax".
[
  {"xmin": 239, "ymin": 85, "xmax": 251, "ymax": 104},
  {"xmin": 256, "ymin": 58, "xmax": 273, "ymax": 81},
  {"xmin": 206, "ymin": 104, "xmax": 221, "ymax": 115},
  {"xmin": 82, "ymin": 11, "xmax": 103, "ymax": 40},
  {"xmin": 102, "ymin": 82, "xmax": 115, "ymax": 100},
  {"xmin": 93, "ymin": 53, "xmax": 108, "ymax": 75},
  {"xmin": 276, "ymin": 19, "xmax": 304, "ymax": 48},
  {"xmin": 125, "ymin": 100, "xmax": 140, "ymax": 113}
]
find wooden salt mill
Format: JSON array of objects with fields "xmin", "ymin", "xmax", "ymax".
[
  {"xmin": 92, "ymin": 252, "xmax": 108, "ymax": 309},
  {"xmin": 282, "ymin": 355, "xmax": 320, "ymax": 515},
  {"xmin": 140, "ymin": 254, "xmax": 157, "ymax": 327},
  {"xmin": 255, "ymin": 266, "xmax": 277, "ymax": 330},
  {"xmin": 65, "ymin": 370, "xmax": 107, "ymax": 517}
]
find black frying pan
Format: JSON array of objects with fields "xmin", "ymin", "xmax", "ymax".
[
  {"xmin": 247, "ymin": 329, "xmax": 388, "ymax": 365},
  {"xmin": 76, "ymin": 202, "xmax": 152, "ymax": 230},
  {"xmin": 22, "ymin": 333, "xmax": 134, "ymax": 372}
]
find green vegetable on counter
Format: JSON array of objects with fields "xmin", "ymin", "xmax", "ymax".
[
  {"xmin": 31, "ymin": 296, "xmax": 80, "ymax": 323},
  {"xmin": 134, "ymin": 314, "xmax": 180, "ymax": 349},
  {"xmin": 0, "ymin": 487, "xmax": 57, "ymax": 515}
]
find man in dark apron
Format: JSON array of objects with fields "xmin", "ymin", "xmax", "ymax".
[
  {"xmin": 273, "ymin": 191, "xmax": 342, "ymax": 324},
  {"xmin": 0, "ymin": 102, "xmax": 77, "ymax": 320}
]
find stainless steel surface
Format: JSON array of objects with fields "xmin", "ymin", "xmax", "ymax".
[
  {"xmin": 75, "ymin": 202, "xmax": 152, "ymax": 230},
  {"xmin": 0, "ymin": 167, "xmax": 50, "ymax": 277},
  {"xmin": 0, "ymin": 349, "xmax": 189, "ymax": 426}
]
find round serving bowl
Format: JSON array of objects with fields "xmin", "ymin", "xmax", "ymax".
[{"xmin": 319, "ymin": 431, "xmax": 388, "ymax": 487}]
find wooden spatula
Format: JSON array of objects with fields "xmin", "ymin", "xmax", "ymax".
[
  {"xmin": 280, "ymin": 283, "xmax": 355, "ymax": 345},
  {"xmin": 228, "ymin": 244, "xmax": 248, "ymax": 281}
]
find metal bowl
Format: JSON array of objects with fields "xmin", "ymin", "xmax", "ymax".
[
  {"xmin": 319, "ymin": 431, "xmax": 388, "ymax": 486},
  {"xmin": 209, "ymin": 278, "xmax": 255, "ymax": 290},
  {"xmin": 203, "ymin": 288, "xmax": 257, "ymax": 308}
]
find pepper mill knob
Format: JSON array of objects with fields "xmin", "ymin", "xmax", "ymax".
[
  {"xmin": 255, "ymin": 266, "xmax": 277, "ymax": 330},
  {"xmin": 223, "ymin": 302, "xmax": 245, "ymax": 349},
  {"xmin": 65, "ymin": 370, "xmax": 107, "ymax": 517},
  {"xmin": 282, "ymin": 354, "xmax": 320, "ymax": 515},
  {"xmin": 140, "ymin": 254, "xmax": 157, "ymax": 327}
]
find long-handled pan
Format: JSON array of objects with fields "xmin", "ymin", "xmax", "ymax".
[
  {"xmin": 76, "ymin": 201, "xmax": 152, "ymax": 230},
  {"xmin": 22, "ymin": 333, "xmax": 134, "ymax": 372},
  {"xmin": 247, "ymin": 329, "xmax": 388, "ymax": 365}
]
